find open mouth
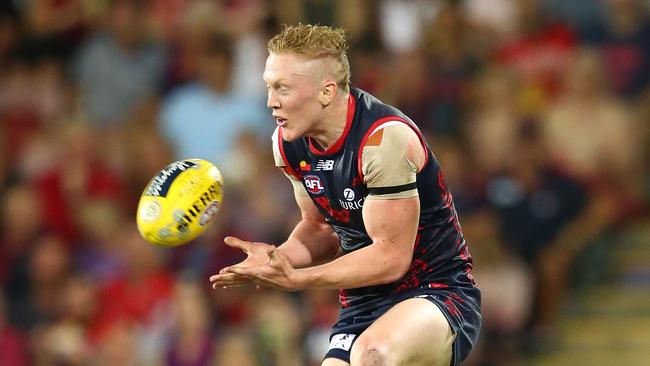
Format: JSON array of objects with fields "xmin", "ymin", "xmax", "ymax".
[{"xmin": 276, "ymin": 117, "xmax": 287, "ymax": 127}]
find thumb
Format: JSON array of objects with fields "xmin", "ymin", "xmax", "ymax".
[
  {"xmin": 269, "ymin": 249, "xmax": 291, "ymax": 270},
  {"xmin": 224, "ymin": 236, "xmax": 252, "ymax": 253}
]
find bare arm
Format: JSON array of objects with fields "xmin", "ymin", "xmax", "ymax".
[
  {"xmin": 209, "ymin": 176, "xmax": 339, "ymax": 289},
  {"xmin": 296, "ymin": 196, "xmax": 419, "ymax": 289},
  {"xmin": 276, "ymin": 192, "xmax": 341, "ymax": 268}
]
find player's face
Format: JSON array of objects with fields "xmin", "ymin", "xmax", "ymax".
[{"xmin": 263, "ymin": 52, "xmax": 325, "ymax": 141}]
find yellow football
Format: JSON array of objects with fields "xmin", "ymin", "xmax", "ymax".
[{"xmin": 136, "ymin": 159, "xmax": 223, "ymax": 246}]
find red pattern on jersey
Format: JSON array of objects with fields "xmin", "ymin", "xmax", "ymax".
[
  {"xmin": 438, "ymin": 170, "xmax": 476, "ymax": 284},
  {"xmin": 394, "ymin": 258, "xmax": 433, "ymax": 294},
  {"xmin": 444, "ymin": 297, "xmax": 461, "ymax": 318},
  {"xmin": 339, "ymin": 289, "xmax": 349, "ymax": 308},
  {"xmin": 314, "ymin": 196, "xmax": 350, "ymax": 223}
]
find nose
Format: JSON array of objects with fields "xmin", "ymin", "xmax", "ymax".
[{"xmin": 267, "ymin": 89, "xmax": 280, "ymax": 109}]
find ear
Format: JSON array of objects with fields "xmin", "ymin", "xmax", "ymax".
[{"xmin": 320, "ymin": 81, "xmax": 337, "ymax": 106}]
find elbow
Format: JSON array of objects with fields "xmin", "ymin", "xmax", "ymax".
[{"xmin": 382, "ymin": 256, "xmax": 412, "ymax": 284}]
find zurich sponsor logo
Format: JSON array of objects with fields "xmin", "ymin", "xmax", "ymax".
[
  {"xmin": 304, "ymin": 175, "xmax": 325, "ymax": 194},
  {"xmin": 339, "ymin": 188, "xmax": 363, "ymax": 210}
]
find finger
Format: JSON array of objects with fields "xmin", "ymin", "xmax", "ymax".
[
  {"xmin": 211, "ymin": 276, "xmax": 252, "ymax": 288},
  {"xmin": 210, "ymin": 273, "xmax": 247, "ymax": 283},
  {"xmin": 224, "ymin": 236, "xmax": 252, "ymax": 253},
  {"xmin": 227, "ymin": 266, "xmax": 257, "ymax": 276},
  {"xmin": 213, "ymin": 282, "xmax": 249, "ymax": 290},
  {"xmin": 218, "ymin": 266, "xmax": 245, "ymax": 274}
]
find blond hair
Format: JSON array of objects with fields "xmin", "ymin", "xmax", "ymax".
[{"xmin": 268, "ymin": 24, "xmax": 351, "ymax": 92}]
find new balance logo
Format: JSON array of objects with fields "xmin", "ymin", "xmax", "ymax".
[{"xmin": 314, "ymin": 160, "xmax": 334, "ymax": 171}]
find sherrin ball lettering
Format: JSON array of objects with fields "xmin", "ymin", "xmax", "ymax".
[{"xmin": 136, "ymin": 159, "xmax": 223, "ymax": 246}]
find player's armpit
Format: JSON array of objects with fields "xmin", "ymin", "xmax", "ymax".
[{"xmin": 362, "ymin": 123, "xmax": 425, "ymax": 200}]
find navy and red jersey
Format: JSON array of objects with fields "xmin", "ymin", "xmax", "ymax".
[{"xmin": 276, "ymin": 87, "xmax": 477, "ymax": 320}]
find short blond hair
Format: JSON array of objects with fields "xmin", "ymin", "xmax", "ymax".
[{"xmin": 268, "ymin": 24, "xmax": 351, "ymax": 92}]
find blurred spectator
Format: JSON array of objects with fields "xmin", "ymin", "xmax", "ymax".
[
  {"xmin": 0, "ymin": 58, "xmax": 49, "ymax": 163},
  {"xmin": 486, "ymin": 124, "xmax": 591, "ymax": 352},
  {"xmin": 95, "ymin": 320, "xmax": 139, "ymax": 366},
  {"xmin": 21, "ymin": 0, "xmax": 87, "ymax": 59},
  {"xmin": 495, "ymin": 0, "xmax": 577, "ymax": 112},
  {"xmin": 252, "ymin": 291, "xmax": 302, "ymax": 366},
  {"xmin": 464, "ymin": 0, "xmax": 517, "ymax": 38},
  {"xmin": 542, "ymin": 48, "xmax": 641, "ymax": 193},
  {"xmin": 582, "ymin": 0, "xmax": 650, "ymax": 97},
  {"xmin": 381, "ymin": 51, "xmax": 436, "ymax": 132},
  {"xmin": 462, "ymin": 208, "xmax": 532, "ymax": 366},
  {"xmin": 90, "ymin": 225, "xmax": 174, "ymax": 350},
  {"xmin": 160, "ymin": 33, "xmax": 269, "ymax": 166},
  {"xmin": 533, "ymin": 47, "xmax": 645, "ymax": 347},
  {"xmin": 75, "ymin": 0, "xmax": 165, "ymax": 127},
  {"xmin": 4, "ymin": 235, "xmax": 71, "ymax": 330},
  {"xmin": 74, "ymin": 198, "xmax": 127, "ymax": 285},
  {"xmin": 165, "ymin": 278, "xmax": 215, "ymax": 366},
  {"xmin": 420, "ymin": 1, "xmax": 484, "ymax": 135},
  {"xmin": 488, "ymin": 126, "xmax": 587, "ymax": 267},
  {"xmin": 212, "ymin": 330, "xmax": 259, "ymax": 366},
  {"xmin": 0, "ymin": 291, "xmax": 29, "ymax": 366},
  {"xmin": 162, "ymin": 0, "xmax": 221, "ymax": 89},
  {"xmin": 220, "ymin": 0, "xmax": 271, "ymax": 102},
  {"xmin": 34, "ymin": 123, "xmax": 127, "ymax": 242},
  {"xmin": 0, "ymin": 3, "xmax": 19, "ymax": 60},
  {"xmin": 464, "ymin": 66, "xmax": 522, "ymax": 176},
  {"xmin": 31, "ymin": 275, "xmax": 95, "ymax": 366},
  {"xmin": 379, "ymin": 0, "xmax": 439, "ymax": 54},
  {"xmin": 0, "ymin": 185, "xmax": 44, "ymax": 287},
  {"xmin": 0, "ymin": 124, "xmax": 8, "ymax": 192}
]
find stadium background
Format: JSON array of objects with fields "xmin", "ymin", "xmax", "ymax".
[{"xmin": 0, "ymin": 0, "xmax": 649, "ymax": 365}]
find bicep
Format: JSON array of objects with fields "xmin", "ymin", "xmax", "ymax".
[{"xmin": 362, "ymin": 196, "xmax": 420, "ymax": 251}]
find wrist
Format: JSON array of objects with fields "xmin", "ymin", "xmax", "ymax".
[{"xmin": 294, "ymin": 267, "xmax": 317, "ymax": 290}]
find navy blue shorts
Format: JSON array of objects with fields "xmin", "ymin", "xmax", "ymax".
[{"xmin": 324, "ymin": 286, "xmax": 481, "ymax": 365}]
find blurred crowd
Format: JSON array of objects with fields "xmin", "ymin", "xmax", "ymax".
[{"xmin": 0, "ymin": 0, "xmax": 648, "ymax": 365}]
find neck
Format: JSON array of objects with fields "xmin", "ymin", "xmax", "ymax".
[{"xmin": 309, "ymin": 92, "xmax": 350, "ymax": 150}]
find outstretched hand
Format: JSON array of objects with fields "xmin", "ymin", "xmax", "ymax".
[
  {"xmin": 209, "ymin": 236, "xmax": 274, "ymax": 289},
  {"xmin": 209, "ymin": 236, "xmax": 306, "ymax": 291}
]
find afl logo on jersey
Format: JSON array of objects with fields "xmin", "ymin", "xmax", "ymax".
[{"xmin": 304, "ymin": 175, "xmax": 325, "ymax": 194}]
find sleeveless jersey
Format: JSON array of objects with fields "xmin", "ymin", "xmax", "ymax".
[{"xmin": 276, "ymin": 88, "xmax": 476, "ymax": 320}]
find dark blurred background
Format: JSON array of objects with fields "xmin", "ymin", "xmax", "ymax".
[{"xmin": 0, "ymin": 0, "xmax": 649, "ymax": 365}]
